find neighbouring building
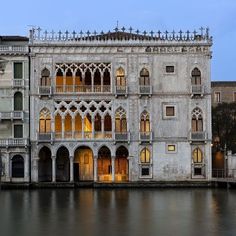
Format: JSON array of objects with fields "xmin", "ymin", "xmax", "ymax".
[
  {"xmin": 0, "ymin": 36, "xmax": 30, "ymax": 182},
  {"xmin": 28, "ymin": 27, "xmax": 213, "ymax": 183},
  {"xmin": 211, "ymin": 81, "xmax": 236, "ymax": 106}
]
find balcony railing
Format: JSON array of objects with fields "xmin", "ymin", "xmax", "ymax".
[
  {"xmin": 12, "ymin": 79, "xmax": 24, "ymax": 88},
  {"xmin": 115, "ymin": 85, "xmax": 128, "ymax": 96},
  {"xmin": 189, "ymin": 131, "xmax": 207, "ymax": 142},
  {"xmin": 139, "ymin": 85, "xmax": 152, "ymax": 96},
  {"xmin": 139, "ymin": 131, "xmax": 152, "ymax": 143},
  {"xmin": 115, "ymin": 131, "xmax": 130, "ymax": 142},
  {"xmin": 0, "ymin": 111, "xmax": 24, "ymax": 120},
  {"xmin": 0, "ymin": 138, "xmax": 29, "ymax": 147},
  {"xmin": 38, "ymin": 132, "xmax": 53, "ymax": 142},
  {"xmin": 0, "ymin": 45, "xmax": 28, "ymax": 53},
  {"xmin": 39, "ymin": 86, "xmax": 52, "ymax": 96},
  {"xmin": 55, "ymin": 85, "xmax": 111, "ymax": 94},
  {"xmin": 191, "ymin": 85, "xmax": 204, "ymax": 96}
]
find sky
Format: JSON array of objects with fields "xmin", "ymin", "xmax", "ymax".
[{"xmin": 1, "ymin": 0, "xmax": 236, "ymax": 81}]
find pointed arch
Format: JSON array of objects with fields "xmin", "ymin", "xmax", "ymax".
[
  {"xmin": 192, "ymin": 147, "xmax": 203, "ymax": 163},
  {"xmin": 140, "ymin": 110, "xmax": 150, "ymax": 132},
  {"xmin": 98, "ymin": 146, "xmax": 112, "ymax": 181},
  {"xmin": 40, "ymin": 68, "xmax": 51, "ymax": 86},
  {"xmin": 65, "ymin": 68, "xmax": 73, "ymax": 92},
  {"xmin": 191, "ymin": 67, "xmax": 201, "ymax": 85},
  {"xmin": 191, "ymin": 107, "xmax": 203, "ymax": 132},
  {"xmin": 140, "ymin": 147, "xmax": 151, "ymax": 163},
  {"xmin": 39, "ymin": 108, "xmax": 51, "ymax": 133},
  {"xmin": 115, "ymin": 146, "xmax": 129, "ymax": 181},
  {"xmin": 116, "ymin": 67, "xmax": 126, "ymax": 86},
  {"xmin": 56, "ymin": 146, "xmax": 70, "ymax": 182},
  {"xmin": 56, "ymin": 68, "xmax": 64, "ymax": 92},
  {"xmin": 115, "ymin": 107, "xmax": 127, "ymax": 132},
  {"xmin": 139, "ymin": 68, "xmax": 150, "ymax": 86}
]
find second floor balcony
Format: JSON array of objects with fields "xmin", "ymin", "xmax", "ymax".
[
  {"xmin": 139, "ymin": 85, "xmax": 152, "ymax": 97},
  {"xmin": 115, "ymin": 85, "xmax": 128, "ymax": 97},
  {"xmin": 189, "ymin": 131, "xmax": 207, "ymax": 142},
  {"xmin": 139, "ymin": 131, "xmax": 153, "ymax": 143},
  {"xmin": 55, "ymin": 85, "xmax": 111, "ymax": 94},
  {"xmin": 115, "ymin": 131, "xmax": 130, "ymax": 143},
  {"xmin": 0, "ymin": 138, "xmax": 29, "ymax": 147},
  {"xmin": 12, "ymin": 79, "xmax": 24, "ymax": 88},
  {"xmin": 39, "ymin": 86, "xmax": 52, "ymax": 97},
  {"xmin": 191, "ymin": 85, "xmax": 204, "ymax": 97},
  {"xmin": 0, "ymin": 111, "xmax": 24, "ymax": 120}
]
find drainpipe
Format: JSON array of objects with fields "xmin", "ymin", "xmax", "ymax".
[{"xmin": 28, "ymin": 43, "xmax": 31, "ymax": 183}]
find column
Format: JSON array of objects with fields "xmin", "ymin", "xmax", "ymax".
[
  {"xmin": 24, "ymin": 152, "xmax": 30, "ymax": 182},
  {"xmin": 101, "ymin": 72, "xmax": 104, "ymax": 92},
  {"xmin": 112, "ymin": 114, "xmax": 115, "ymax": 140},
  {"xmin": 92, "ymin": 117, "xmax": 95, "ymax": 139},
  {"xmin": 70, "ymin": 156, "xmax": 74, "ymax": 182},
  {"xmin": 62, "ymin": 117, "xmax": 65, "ymax": 139},
  {"xmin": 52, "ymin": 156, "xmax": 56, "ymax": 182},
  {"xmin": 31, "ymin": 157, "xmax": 39, "ymax": 182},
  {"xmin": 82, "ymin": 73, "xmax": 85, "ymax": 91},
  {"xmin": 101, "ymin": 117, "xmax": 104, "ymax": 139},
  {"xmin": 5, "ymin": 152, "xmax": 10, "ymax": 182},
  {"xmin": 63, "ymin": 74, "xmax": 66, "ymax": 92},
  {"xmin": 91, "ymin": 72, "xmax": 94, "ymax": 92},
  {"xmin": 111, "ymin": 157, "xmax": 115, "ymax": 182},
  {"xmin": 72, "ymin": 116, "xmax": 75, "ymax": 139},
  {"xmin": 94, "ymin": 156, "xmax": 98, "ymax": 182},
  {"xmin": 82, "ymin": 117, "xmax": 85, "ymax": 139},
  {"xmin": 72, "ymin": 73, "xmax": 75, "ymax": 92}
]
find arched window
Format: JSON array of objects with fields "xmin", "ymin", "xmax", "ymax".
[
  {"xmin": 139, "ymin": 68, "xmax": 150, "ymax": 86},
  {"xmin": 140, "ymin": 148, "xmax": 150, "ymax": 163},
  {"xmin": 192, "ymin": 108, "xmax": 203, "ymax": 132},
  {"xmin": 12, "ymin": 155, "xmax": 24, "ymax": 178},
  {"xmin": 192, "ymin": 148, "xmax": 203, "ymax": 163},
  {"xmin": 115, "ymin": 107, "xmax": 127, "ymax": 133},
  {"xmin": 39, "ymin": 108, "xmax": 51, "ymax": 133},
  {"xmin": 191, "ymin": 68, "xmax": 201, "ymax": 85},
  {"xmin": 65, "ymin": 69, "xmax": 73, "ymax": 92},
  {"xmin": 41, "ymin": 68, "xmax": 50, "ymax": 86},
  {"xmin": 116, "ymin": 67, "xmax": 126, "ymax": 86},
  {"xmin": 14, "ymin": 92, "xmax": 23, "ymax": 111},
  {"xmin": 140, "ymin": 111, "xmax": 150, "ymax": 132}
]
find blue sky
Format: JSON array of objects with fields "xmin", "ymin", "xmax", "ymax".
[{"xmin": 1, "ymin": 0, "xmax": 236, "ymax": 81}]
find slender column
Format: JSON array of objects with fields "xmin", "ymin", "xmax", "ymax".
[
  {"xmin": 51, "ymin": 116, "xmax": 55, "ymax": 140},
  {"xmin": 82, "ymin": 117, "xmax": 84, "ymax": 139},
  {"xmin": 94, "ymin": 156, "xmax": 98, "ymax": 182},
  {"xmin": 112, "ymin": 115, "xmax": 115, "ymax": 139},
  {"xmin": 101, "ymin": 72, "xmax": 104, "ymax": 92},
  {"xmin": 52, "ymin": 156, "xmax": 56, "ymax": 182},
  {"xmin": 62, "ymin": 117, "xmax": 65, "ymax": 139},
  {"xmin": 24, "ymin": 153, "xmax": 30, "ymax": 182},
  {"xmin": 92, "ymin": 117, "xmax": 95, "ymax": 139},
  {"xmin": 111, "ymin": 157, "xmax": 115, "ymax": 182},
  {"xmin": 91, "ymin": 72, "xmax": 94, "ymax": 92},
  {"xmin": 72, "ymin": 73, "xmax": 75, "ymax": 92},
  {"xmin": 5, "ymin": 152, "xmax": 10, "ymax": 182},
  {"xmin": 101, "ymin": 117, "xmax": 104, "ymax": 138},
  {"xmin": 70, "ymin": 156, "xmax": 74, "ymax": 182},
  {"xmin": 72, "ymin": 116, "xmax": 75, "ymax": 139},
  {"xmin": 32, "ymin": 158, "xmax": 39, "ymax": 182},
  {"xmin": 63, "ymin": 74, "xmax": 66, "ymax": 92}
]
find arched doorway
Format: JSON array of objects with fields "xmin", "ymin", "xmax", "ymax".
[
  {"xmin": 74, "ymin": 146, "xmax": 93, "ymax": 181},
  {"xmin": 56, "ymin": 146, "xmax": 70, "ymax": 182},
  {"xmin": 11, "ymin": 155, "xmax": 24, "ymax": 178},
  {"xmin": 115, "ymin": 146, "xmax": 129, "ymax": 181},
  {"xmin": 98, "ymin": 146, "xmax": 112, "ymax": 182},
  {"xmin": 38, "ymin": 146, "xmax": 52, "ymax": 182}
]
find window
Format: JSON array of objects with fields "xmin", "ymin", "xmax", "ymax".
[
  {"xmin": 140, "ymin": 148, "xmax": 150, "ymax": 163},
  {"xmin": 14, "ymin": 92, "xmax": 23, "ymax": 111},
  {"xmin": 141, "ymin": 167, "xmax": 150, "ymax": 176},
  {"xmin": 167, "ymin": 144, "xmax": 176, "ymax": 152},
  {"xmin": 140, "ymin": 148, "xmax": 152, "ymax": 178},
  {"xmin": 41, "ymin": 68, "xmax": 51, "ymax": 86},
  {"xmin": 192, "ymin": 148, "xmax": 203, "ymax": 163},
  {"xmin": 14, "ymin": 62, "xmax": 23, "ymax": 79},
  {"xmin": 139, "ymin": 68, "xmax": 150, "ymax": 86},
  {"xmin": 191, "ymin": 68, "xmax": 201, "ymax": 85},
  {"xmin": 39, "ymin": 108, "xmax": 51, "ymax": 133},
  {"xmin": 214, "ymin": 92, "xmax": 221, "ymax": 103},
  {"xmin": 14, "ymin": 124, "xmax": 23, "ymax": 138},
  {"xmin": 115, "ymin": 107, "xmax": 127, "ymax": 133},
  {"xmin": 12, "ymin": 155, "xmax": 24, "ymax": 178},
  {"xmin": 166, "ymin": 106, "xmax": 175, "ymax": 117},
  {"xmin": 191, "ymin": 108, "xmax": 203, "ymax": 132},
  {"xmin": 166, "ymin": 66, "xmax": 174, "ymax": 73},
  {"xmin": 140, "ymin": 111, "xmax": 150, "ymax": 133},
  {"xmin": 116, "ymin": 67, "xmax": 126, "ymax": 86}
]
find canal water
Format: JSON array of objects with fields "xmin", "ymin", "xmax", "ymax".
[{"xmin": 0, "ymin": 188, "xmax": 236, "ymax": 236}]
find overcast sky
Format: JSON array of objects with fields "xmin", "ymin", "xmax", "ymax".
[{"xmin": 1, "ymin": 0, "xmax": 235, "ymax": 81}]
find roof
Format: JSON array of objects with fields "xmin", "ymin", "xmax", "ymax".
[
  {"xmin": 211, "ymin": 81, "xmax": 236, "ymax": 87},
  {"xmin": 0, "ymin": 36, "xmax": 29, "ymax": 42}
]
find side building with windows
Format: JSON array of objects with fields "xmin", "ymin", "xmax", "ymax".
[
  {"xmin": 0, "ymin": 36, "xmax": 30, "ymax": 182},
  {"xmin": 29, "ymin": 28, "xmax": 212, "ymax": 183}
]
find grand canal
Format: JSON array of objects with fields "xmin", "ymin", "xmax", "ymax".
[{"xmin": 0, "ymin": 188, "xmax": 236, "ymax": 236}]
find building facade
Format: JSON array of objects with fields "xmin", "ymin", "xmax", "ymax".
[
  {"xmin": 0, "ymin": 36, "xmax": 30, "ymax": 182},
  {"xmin": 211, "ymin": 81, "xmax": 236, "ymax": 106},
  {"xmin": 28, "ymin": 28, "xmax": 213, "ymax": 183}
]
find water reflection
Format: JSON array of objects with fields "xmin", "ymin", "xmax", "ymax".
[{"xmin": 0, "ymin": 189, "xmax": 236, "ymax": 236}]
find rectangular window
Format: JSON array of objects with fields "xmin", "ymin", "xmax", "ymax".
[
  {"xmin": 166, "ymin": 66, "xmax": 174, "ymax": 73},
  {"xmin": 214, "ymin": 92, "xmax": 221, "ymax": 103},
  {"xmin": 14, "ymin": 62, "xmax": 23, "ymax": 79},
  {"xmin": 14, "ymin": 124, "xmax": 23, "ymax": 138},
  {"xmin": 166, "ymin": 106, "xmax": 175, "ymax": 116},
  {"xmin": 141, "ymin": 166, "xmax": 150, "ymax": 176},
  {"xmin": 168, "ymin": 145, "xmax": 176, "ymax": 152}
]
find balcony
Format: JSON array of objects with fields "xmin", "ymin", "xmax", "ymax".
[
  {"xmin": 55, "ymin": 85, "xmax": 111, "ymax": 94},
  {"xmin": 139, "ymin": 85, "xmax": 152, "ymax": 97},
  {"xmin": 39, "ymin": 86, "xmax": 52, "ymax": 97},
  {"xmin": 115, "ymin": 131, "xmax": 130, "ymax": 143},
  {"xmin": 189, "ymin": 131, "xmax": 207, "ymax": 142},
  {"xmin": 0, "ymin": 138, "xmax": 29, "ymax": 147},
  {"xmin": 0, "ymin": 45, "xmax": 28, "ymax": 53},
  {"xmin": 115, "ymin": 85, "xmax": 128, "ymax": 97},
  {"xmin": 0, "ymin": 111, "xmax": 24, "ymax": 120},
  {"xmin": 191, "ymin": 85, "xmax": 204, "ymax": 97},
  {"xmin": 38, "ymin": 132, "xmax": 53, "ymax": 142},
  {"xmin": 12, "ymin": 79, "xmax": 24, "ymax": 88},
  {"xmin": 139, "ymin": 131, "xmax": 153, "ymax": 143}
]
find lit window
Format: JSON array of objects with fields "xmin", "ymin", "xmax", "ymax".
[
  {"xmin": 214, "ymin": 92, "xmax": 221, "ymax": 103},
  {"xmin": 166, "ymin": 66, "xmax": 174, "ymax": 73},
  {"xmin": 168, "ymin": 145, "xmax": 176, "ymax": 152}
]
